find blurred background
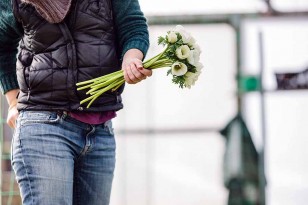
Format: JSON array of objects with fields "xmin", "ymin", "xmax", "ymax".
[{"xmin": 1, "ymin": 0, "xmax": 308, "ymax": 204}]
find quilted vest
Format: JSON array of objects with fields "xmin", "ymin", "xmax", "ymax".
[{"xmin": 12, "ymin": 0, "xmax": 124, "ymax": 112}]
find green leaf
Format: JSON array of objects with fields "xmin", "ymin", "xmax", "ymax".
[
  {"xmin": 158, "ymin": 36, "xmax": 166, "ymax": 46},
  {"xmin": 172, "ymin": 76, "xmax": 185, "ymax": 88}
]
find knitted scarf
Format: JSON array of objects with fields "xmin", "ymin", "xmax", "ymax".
[{"xmin": 21, "ymin": 0, "xmax": 72, "ymax": 23}]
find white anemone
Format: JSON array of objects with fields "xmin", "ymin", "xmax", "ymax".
[
  {"xmin": 176, "ymin": 45, "xmax": 190, "ymax": 60},
  {"xmin": 171, "ymin": 62, "xmax": 188, "ymax": 76},
  {"xmin": 195, "ymin": 62, "xmax": 204, "ymax": 72},
  {"xmin": 175, "ymin": 25, "xmax": 191, "ymax": 44},
  {"xmin": 184, "ymin": 71, "xmax": 200, "ymax": 88},
  {"xmin": 188, "ymin": 36, "xmax": 196, "ymax": 47},
  {"xmin": 193, "ymin": 44, "xmax": 202, "ymax": 54},
  {"xmin": 191, "ymin": 49, "xmax": 200, "ymax": 66},
  {"xmin": 188, "ymin": 50, "xmax": 200, "ymax": 66}
]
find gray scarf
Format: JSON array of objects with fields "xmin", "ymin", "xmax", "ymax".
[{"xmin": 22, "ymin": 0, "xmax": 72, "ymax": 23}]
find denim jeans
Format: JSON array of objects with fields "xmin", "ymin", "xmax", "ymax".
[{"xmin": 11, "ymin": 110, "xmax": 116, "ymax": 205}]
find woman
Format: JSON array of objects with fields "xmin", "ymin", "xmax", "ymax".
[{"xmin": 0, "ymin": 0, "xmax": 152, "ymax": 204}]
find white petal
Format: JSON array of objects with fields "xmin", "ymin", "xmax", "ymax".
[
  {"xmin": 176, "ymin": 45, "xmax": 190, "ymax": 60},
  {"xmin": 184, "ymin": 71, "xmax": 200, "ymax": 88},
  {"xmin": 195, "ymin": 62, "xmax": 204, "ymax": 72},
  {"xmin": 171, "ymin": 62, "xmax": 188, "ymax": 76},
  {"xmin": 187, "ymin": 50, "xmax": 195, "ymax": 65},
  {"xmin": 188, "ymin": 36, "xmax": 196, "ymax": 47},
  {"xmin": 175, "ymin": 25, "xmax": 191, "ymax": 44}
]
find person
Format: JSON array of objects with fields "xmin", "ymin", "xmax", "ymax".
[{"xmin": 0, "ymin": 0, "xmax": 152, "ymax": 204}]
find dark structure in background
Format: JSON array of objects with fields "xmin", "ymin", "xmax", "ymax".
[
  {"xmin": 275, "ymin": 68, "xmax": 308, "ymax": 90},
  {"xmin": 221, "ymin": 115, "xmax": 264, "ymax": 205}
]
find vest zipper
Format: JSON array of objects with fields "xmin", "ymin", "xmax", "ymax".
[
  {"xmin": 23, "ymin": 66, "xmax": 31, "ymax": 100},
  {"xmin": 27, "ymin": 88, "xmax": 30, "ymax": 101},
  {"xmin": 70, "ymin": 0, "xmax": 86, "ymax": 110},
  {"xmin": 70, "ymin": 0, "xmax": 79, "ymax": 27},
  {"xmin": 58, "ymin": 23, "xmax": 78, "ymax": 105}
]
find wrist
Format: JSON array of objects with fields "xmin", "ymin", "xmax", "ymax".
[
  {"xmin": 8, "ymin": 101, "xmax": 17, "ymax": 111},
  {"xmin": 123, "ymin": 49, "xmax": 144, "ymax": 61},
  {"xmin": 5, "ymin": 89, "xmax": 19, "ymax": 108}
]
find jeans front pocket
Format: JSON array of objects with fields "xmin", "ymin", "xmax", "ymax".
[{"xmin": 19, "ymin": 111, "xmax": 60, "ymax": 127}]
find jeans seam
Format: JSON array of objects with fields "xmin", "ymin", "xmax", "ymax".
[
  {"xmin": 74, "ymin": 167, "xmax": 81, "ymax": 205},
  {"xmin": 19, "ymin": 140, "xmax": 35, "ymax": 204},
  {"xmin": 76, "ymin": 126, "xmax": 96, "ymax": 161},
  {"xmin": 15, "ymin": 112, "xmax": 38, "ymax": 204}
]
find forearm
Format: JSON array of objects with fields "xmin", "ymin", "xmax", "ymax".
[
  {"xmin": 0, "ymin": 0, "xmax": 23, "ymax": 94},
  {"xmin": 5, "ymin": 89, "xmax": 19, "ymax": 107},
  {"xmin": 113, "ymin": 0, "xmax": 149, "ymax": 59},
  {"xmin": 0, "ymin": 45, "xmax": 20, "ymax": 94},
  {"xmin": 123, "ymin": 48, "xmax": 144, "ymax": 62}
]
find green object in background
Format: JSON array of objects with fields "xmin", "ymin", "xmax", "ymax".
[{"xmin": 239, "ymin": 75, "xmax": 261, "ymax": 92}]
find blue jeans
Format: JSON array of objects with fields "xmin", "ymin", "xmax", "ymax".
[{"xmin": 11, "ymin": 111, "xmax": 116, "ymax": 205}]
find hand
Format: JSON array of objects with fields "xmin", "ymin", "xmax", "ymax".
[
  {"xmin": 5, "ymin": 89, "xmax": 20, "ymax": 129},
  {"xmin": 122, "ymin": 49, "xmax": 152, "ymax": 84},
  {"xmin": 122, "ymin": 58, "xmax": 152, "ymax": 84},
  {"xmin": 7, "ymin": 103, "xmax": 19, "ymax": 128}
]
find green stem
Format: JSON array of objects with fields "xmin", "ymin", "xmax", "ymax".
[
  {"xmin": 149, "ymin": 63, "xmax": 173, "ymax": 69},
  {"xmin": 77, "ymin": 83, "xmax": 93, "ymax": 91},
  {"xmin": 90, "ymin": 70, "xmax": 123, "ymax": 87},
  {"xmin": 143, "ymin": 50, "xmax": 165, "ymax": 65},
  {"xmin": 89, "ymin": 77, "xmax": 123, "ymax": 95},
  {"xmin": 84, "ymin": 78, "xmax": 125, "ymax": 108},
  {"xmin": 86, "ymin": 72, "xmax": 123, "ymax": 94},
  {"xmin": 76, "ymin": 70, "xmax": 123, "ymax": 86},
  {"xmin": 147, "ymin": 59, "xmax": 173, "ymax": 68},
  {"xmin": 112, "ymin": 79, "xmax": 125, "ymax": 92},
  {"xmin": 143, "ymin": 46, "xmax": 169, "ymax": 68}
]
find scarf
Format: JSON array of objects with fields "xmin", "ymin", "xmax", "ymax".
[{"xmin": 21, "ymin": 0, "xmax": 72, "ymax": 23}]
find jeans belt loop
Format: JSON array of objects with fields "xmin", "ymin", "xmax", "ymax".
[{"xmin": 57, "ymin": 110, "xmax": 68, "ymax": 119}]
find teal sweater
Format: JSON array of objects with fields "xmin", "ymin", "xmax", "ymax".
[{"xmin": 0, "ymin": 0, "xmax": 149, "ymax": 94}]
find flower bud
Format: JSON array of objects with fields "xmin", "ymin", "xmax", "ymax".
[{"xmin": 167, "ymin": 31, "xmax": 178, "ymax": 43}]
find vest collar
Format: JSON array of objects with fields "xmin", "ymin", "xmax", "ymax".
[{"xmin": 21, "ymin": 0, "xmax": 72, "ymax": 23}]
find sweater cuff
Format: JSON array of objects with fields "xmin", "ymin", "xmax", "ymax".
[
  {"xmin": 122, "ymin": 38, "xmax": 149, "ymax": 60},
  {"xmin": 0, "ymin": 72, "xmax": 19, "ymax": 94}
]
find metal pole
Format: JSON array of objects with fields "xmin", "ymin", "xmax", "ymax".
[
  {"xmin": 146, "ymin": 12, "xmax": 308, "ymax": 26},
  {"xmin": 230, "ymin": 15, "xmax": 243, "ymax": 114},
  {"xmin": 258, "ymin": 31, "xmax": 267, "ymax": 205}
]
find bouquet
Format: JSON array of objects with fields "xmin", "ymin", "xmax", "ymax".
[{"xmin": 76, "ymin": 25, "xmax": 203, "ymax": 108}]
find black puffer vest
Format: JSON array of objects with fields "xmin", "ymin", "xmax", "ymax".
[{"xmin": 12, "ymin": 0, "xmax": 123, "ymax": 112}]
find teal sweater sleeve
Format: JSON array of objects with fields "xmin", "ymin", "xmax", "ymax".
[
  {"xmin": 0, "ymin": 0, "xmax": 23, "ymax": 94},
  {"xmin": 0, "ymin": 0, "xmax": 149, "ymax": 94},
  {"xmin": 112, "ymin": 0, "xmax": 149, "ymax": 60}
]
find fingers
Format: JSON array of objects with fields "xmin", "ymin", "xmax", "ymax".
[
  {"xmin": 7, "ymin": 107, "xmax": 18, "ymax": 129},
  {"xmin": 139, "ymin": 67, "xmax": 152, "ymax": 77},
  {"xmin": 122, "ymin": 58, "xmax": 152, "ymax": 84},
  {"xmin": 127, "ymin": 64, "xmax": 146, "ymax": 83}
]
